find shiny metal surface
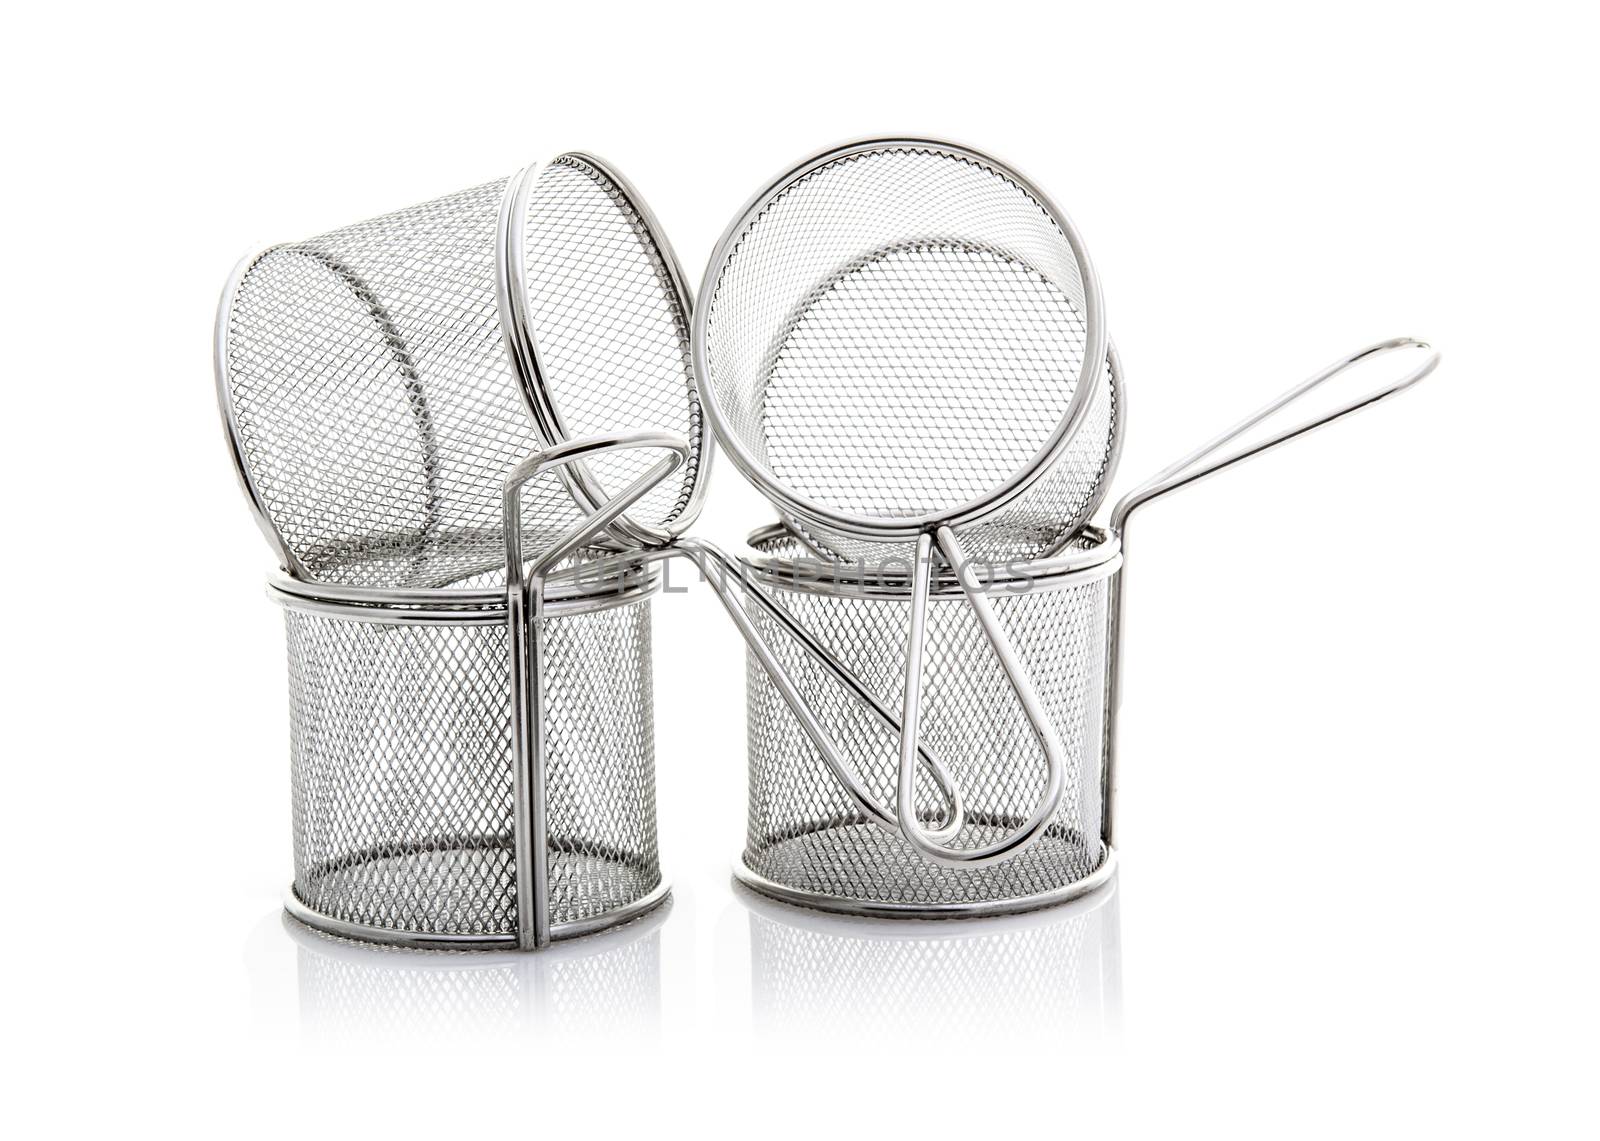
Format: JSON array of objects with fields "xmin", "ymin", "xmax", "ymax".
[
  {"xmin": 738, "ymin": 528, "xmax": 1114, "ymax": 902},
  {"xmin": 216, "ymin": 153, "xmax": 706, "ymax": 588},
  {"xmin": 695, "ymin": 137, "xmax": 1124, "ymax": 863},
  {"xmin": 216, "ymin": 155, "xmax": 703, "ymax": 950},
  {"xmin": 733, "ymin": 336, "xmax": 1437, "ymax": 912},
  {"xmin": 696, "ymin": 137, "xmax": 1116, "ymax": 560}
]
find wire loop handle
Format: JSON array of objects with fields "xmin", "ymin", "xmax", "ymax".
[
  {"xmin": 890, "ymin": 527, "xmax": 1072, "ymax": 865},
  {"xmin": 1110, "ymin": 337, "xmax": 1439, "ymax": 532},
  {"xmin": 1102, "ymin": 336, "xmax": 1440, "ymax": 847},
  {"xmin": 666, "ymin": 537, "xmax": 967, "ymax": 844},
  {"xmin": 504, "ymin": 430, "xmax": 688, "ymax": 949},
  {"xmin": 504, "ymin": 432, "xmax": 970, "ymax": 944}
]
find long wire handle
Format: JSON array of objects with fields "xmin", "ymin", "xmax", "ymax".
[
  {"xmin": 1110, "ymin": 337, "xmax": 1439, "ymax": 532},
  {"xmin": 889, "ymin": 527, "xmax": 1070, "ymax": 866},
  {"xmin": 669, "ymin": 538, "xmax": 967, "ymax": 843},
  {"xmin": 502, "ymin": 434, "xmax": 968, "ymax": 869},
  {"xmin": 1102, "ymin": 336, "xmax": 1440, "ymax": 849}
]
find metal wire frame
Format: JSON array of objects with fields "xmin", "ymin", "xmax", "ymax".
[
  {"xmin": 214, "ymin": 152, "xmax": 709, "ymax": 587},
  {"xmin": 497, "ymin": 152, "xmax": 711, "ymax": 551},
  {"xmin": 694, "ymin": 135, "xmax": 1109, "ymax": 546},
  {"xmin": 729, "ymin": 337, "xmax": 1439, "ymax": 916},
  {"xmin": 272, "ymin": 432, "xmax": 687, "ymax": 951},
  {"xmin": 273, "ymin": 565, "xmax": 668, "ymax": 951},
  {"xmin": 692, "ymin": 136, "xmax": 1116, "ymax": 865},
  {"xmin": 215, "ymin": 154, "xmax": 713, "ymax": 949}
]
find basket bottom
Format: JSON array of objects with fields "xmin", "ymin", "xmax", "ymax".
[
  {"xmin": 737, "ymin": 823, "xmax": 1115, "ymax": 920},
  {"xmin": 286, "ymin": 846, "xmax": 668, "ymax": 951}
]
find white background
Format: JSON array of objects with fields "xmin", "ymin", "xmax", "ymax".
[{"xmin": 6, "ymin": 1, "xmax": 1594, "ymax": 1135}]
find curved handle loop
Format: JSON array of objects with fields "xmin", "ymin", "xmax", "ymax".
[
  {"xmin": 668, "ymin": 538, "xmax": 967, "ymax": 844},
  {"xmin": 1110, "ymin": 337, "xmax": 1440, "ymax": 533},
  {"xmin": 503, "ymin": 429, "xmax": 689, "ymax": 949},
  {"xmin": 1100, "ymin": 336, "xmax": 1440, "ymax": 850},
  {"xmin": 889, "ymin": 527, "xmax": 1070, "ymax": 867},
  {"xmin": 503, "ymin": 430, "xmax": 967, "ymax": 849},
  {"xmin": 504, "ymin": 429, "xmax": 688, "ymax": 610}
]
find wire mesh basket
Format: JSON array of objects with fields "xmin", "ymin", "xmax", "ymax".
[
  {"xmin": 273, "ymin": 568, "xmax": 665, "ymax": 949},
  {"xmin": 695, "ymin": 137, "xmax": 1123, "ymax": 866},
  {"xmin": 734, "ymin": 338, "xmax": 1439, "ymax": 918},
  {"xmin": 737, "ymin": 525, "xmax": 1120, "ymax": 916},
  {"xmin": 215, "ymin": 153, "xmax": 702, "ymax": 949}
]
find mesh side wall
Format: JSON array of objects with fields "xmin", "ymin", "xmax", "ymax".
[
  {"xmin": 742, "ymin": 577, "xmax": 1109, "ymax": 905},
  {"xmin": 285, "ymin": 598, "xmax": 659, "ymax": 939}
]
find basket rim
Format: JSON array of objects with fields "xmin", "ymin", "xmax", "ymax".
[
  {"xmin": 267, "ymin": 556, "xmax": 661, "ymax": 623},
  {"xmin": 739, "ymin": 522, "xmax": 1122, "ymax": 599},
  {"xmin": 692, "ymin": 135, "xmax": 1108, "ymax": 545}
]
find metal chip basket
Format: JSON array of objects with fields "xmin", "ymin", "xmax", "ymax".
[
  {"xmin": 215, "ymin": 153, "xmax": 703, "ymax": 949},
  {"xmin": 736, "ymin": 339, "xmax": 1438, "ymax": 917},
  {"xmin": 739, "ymin": 526, "xmax": 1119, "ymax": 914},
  {"xmin": 272, "ymin": 564, "xmax": 665, "ymax": 949}
]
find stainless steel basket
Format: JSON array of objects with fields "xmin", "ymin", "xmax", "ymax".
[
  {"xmin": 736, "ymin": 338, "xmax": 1439, "ymax": 917},
  {"xmin": 695, "ymin": 137, "xmax": 1124, "ymax": 865},
  {"xmin": 739, "ymin": 526, "xmax": 1119, "ymax": 914},
  {"xmin": 272, "ymin": 563, "xmax": 666, "ymax": 949},
  {"xmin": 215, "ymin": 153, "xmax": 703, "ymax": 949}
]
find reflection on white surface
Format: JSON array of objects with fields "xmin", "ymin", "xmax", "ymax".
[
  {"xmin": 738, "ymin": 876, "xmax": 1121, "ymax": 1038},
  {"xmin": 281, "ymin": 903, "xmax": 666, "ymax": 1041}
]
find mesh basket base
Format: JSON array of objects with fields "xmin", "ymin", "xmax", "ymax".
[
  {"xmin": 736, "ymin": 825, "xmax": 1116, "ymax": 920},
  {"xmin": 286, "ymin": 848, "xmax": 670, "ymax": 951}
]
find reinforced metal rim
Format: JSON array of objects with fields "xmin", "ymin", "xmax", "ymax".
[
  {"xmin": 732, "ymin": 846, "xmax": 1117, "ymax": 921},
  {"xmin": 693, "ymin": 135, "xmax": 1107, "ymax": 544},
  {"xmin": 267, "ymin": 560, "xmax": 662, "ymax": 624},
  {"xmin": 739, "ymin": 523, "xmax": 1122, "ymax": 598},
  {"xmin": 499, "ymin": 152, "xmax": 709, "ymax": 550},
  {"xmin": 283, "ymin": 881, "xmax": 672, "ymax": 952}
]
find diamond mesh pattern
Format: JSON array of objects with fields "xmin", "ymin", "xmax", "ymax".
[
  {"xmin": 224, "ymin": 180, "xmax": 580, "ymax": 587},
  {"xmin": 518, "ymin": 155, "xmax": 702, "ymax": 534},
  {"xmin": 221, "ymin": 157, "xmax": 703, "ymax": 588},
  {"xmin": 285, "ymin": 597, "xmax": 660, "ymax": 938},
  {"xmin": 543, "ymin": 600, "xmax": 661, "ymax": 926},
  {"xmin": 701, "ymin": 143, "xmax": 1114, "ymax": 564},
  {"xmin": 741, "ymin": 538, "xmax": 1110, "ymax": 906}
]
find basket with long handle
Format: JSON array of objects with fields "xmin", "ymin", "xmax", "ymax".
[{"xmin": 733, "ymin": 338, "xmax": 1438, "ymax": 916}]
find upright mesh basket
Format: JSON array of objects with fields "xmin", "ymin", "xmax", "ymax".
[
  {"xmin": 737, "ymin": 526, "xmax": 1121, "ymax": 916},
  {"xmin": 216, "ymin": 153, "xmax": 701, "ymax": 949},
  {"xmin": 734, "ymin": 339, "xmax": 1439, "ymax": 919}
]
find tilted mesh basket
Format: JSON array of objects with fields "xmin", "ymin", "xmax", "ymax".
[
  {"xmin": 217, "ymin": 153, "xmax": 704, "ymax": 589},
  {"xmin": 695, "ymin": 137, "xmax": 1115, "ymax": 566}
]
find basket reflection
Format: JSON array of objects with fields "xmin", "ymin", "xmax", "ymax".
[
  {"xmin": 285, "ymin": 902, "xmax": 665, "ymax": 1040},
  {"xmin": 742, "ymin": 876, "xmax": 1119, "ymax": 1037}
]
